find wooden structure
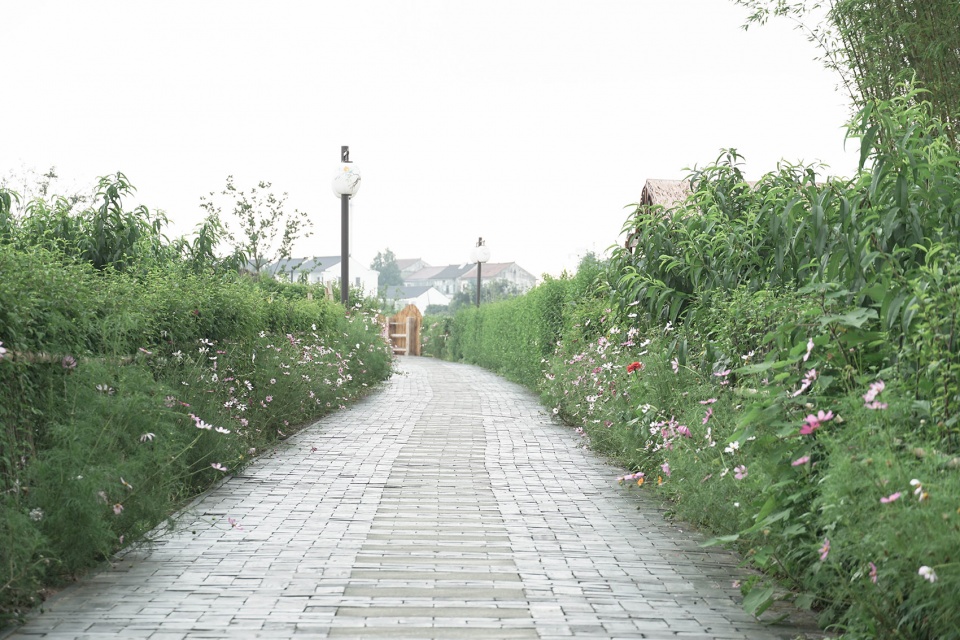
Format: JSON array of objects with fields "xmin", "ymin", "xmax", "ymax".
[{"xmin": 386, "ymin": 304, "xmax": 421, "ymax": 356}]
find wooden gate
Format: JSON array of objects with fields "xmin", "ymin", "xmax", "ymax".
[{"xmin": 387, "ymin": 304, "xmax": 421, "ymax": 356}]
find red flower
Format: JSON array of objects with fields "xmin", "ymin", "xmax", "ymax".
[{"xmin": 626, "ymin": 361, "xmax": 644, "ymax": 374}]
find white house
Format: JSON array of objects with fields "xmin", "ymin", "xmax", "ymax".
[
  {"xmin": 458, "ymin": 262, "xmax": 537, "ymax": 292},
  {"xmin": 263, "ymin": 256, "xmax": 379, "ymax": 296},
  {"xmin": 384, "ymin": 285, "xmax": 451, "ymax": 314}
]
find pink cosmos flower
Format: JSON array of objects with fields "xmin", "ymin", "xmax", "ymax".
[
  {"xmin": 734, "ymin": 465, "xmax": 747, "ymax": 480},
  {"xmin": 113, "ymin": 503, "xmax": 124, "ymax": 515},
  {"xmin": 702, "ymin": 408, "xmax": 713, "ymax": 424},
  {"xmin": 880, "ymin": 492, "xmax": 902, "ymax": 504},
  {"xmin": 699, "ymin": 398, "xmax": 717, "ymax": 405},
  {"xmin": 802, "ymin": 338, "xmax": 814, "ymax": 362},
  {"xmin": 792, "ymin": 455, "xmax": 811, "ymax": 466},
  {"xmin": 819, "ymin": 538, "xmax": 830, "ymax": 561},
  {"xmin": 661, "ymin": 462, "xmax": 671, "ymax": 477},
  {"xmin": 869, "ymin": 562, "xmax": 878, "ymax": 584},
  {"xmin": 671, "ymin": 358, "xmax": 679, "ymax": 374},
  {"xmin": 211, "ymin": 462, "xmax": 227, "ymax": 472}
]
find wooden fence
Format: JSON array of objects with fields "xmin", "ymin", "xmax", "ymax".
[{"xmin": 385, "ymin": 304, "xmax": 421, "ymax": 356}]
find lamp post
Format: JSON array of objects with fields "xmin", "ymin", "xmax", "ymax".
[
  {"xmin": 471, "ymin": 237, "xmax": 490, "ymax": 307},
  {"xmin": 332, "ymin": 146, "xmax": 361, "ymax": 305}
]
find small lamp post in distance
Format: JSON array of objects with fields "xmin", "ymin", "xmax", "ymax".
[
  {"xmin": 471, "ymin": 237, "xmax": 490, "ymax": 307},
  {"xmin": 332, "ymin": 146, "xmax": 361, "ymax": 305}
]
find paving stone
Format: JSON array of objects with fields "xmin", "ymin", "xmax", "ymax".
[{"xmin": 2, "ymin": 358, "xmax": 827, "ymax": 640}]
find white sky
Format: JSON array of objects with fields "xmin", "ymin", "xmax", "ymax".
[{"xmin": 2, "ymin": 1, "xmax": 858, "ymax": 279}]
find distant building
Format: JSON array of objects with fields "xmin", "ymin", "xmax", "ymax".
[
  {"xmin": 458, "ymin": 262, "xmax": 536, "ymax": 293},
  {"xmin": 263, "ymin": 256, "xmax": 379, "ymax": 296},
  {"xmin": 404, "ymin": 264, "xmax": 473, "ymax": 295},
  {"xmin": 396, "ymin": 258, "xmax": 431, "ymax": 278},
  {"xmin": 384, "ymin": 285, "xmax": 452, "ymax": 314},
  {"xmin": 401, "ymin": 261, "xmax": 535, "ymax": 294}
]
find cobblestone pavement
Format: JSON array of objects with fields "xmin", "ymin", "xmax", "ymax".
[{"xmin": 6, "ymin": 358, "xmax": 827, "ymax": 639}]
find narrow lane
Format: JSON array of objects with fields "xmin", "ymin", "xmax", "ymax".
[{"xmin": 6, "ymin": 358, "xmax": 824, "ymax": 639}]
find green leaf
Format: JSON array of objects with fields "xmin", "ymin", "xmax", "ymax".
[
  {"xmin": 818, "ymin": 307, "xmax": 878, "ymax": 329},
  {"xmin": 700, "ymin": 533, "xmax": 739, "ymax": 547},
  {"xmin": 794, "ymin": 593, "xmax": 816, "ymax": 610},
  {"xmin": 742, "ymin": 585, "xmax": 776, "ymax": 617}
]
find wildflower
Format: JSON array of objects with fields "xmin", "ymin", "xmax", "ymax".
[
  {"xmin": 677, "ymin": 424, "xmax": 691, "ymax": 438},
  {"xmin": 29, "ymin": 508, "xmax": 44, "ymax": 522},
  {"xmin": 869, "ymin": 562, "xmax": 878, "ymax": 584},
  {"xmin": 113, "ymin": 503, "xmax": 124, "ymax": 515},
  {"xmin": 214, "ymin": 427, "xmax": 231, "ymax": 434},
  {"xmin": 919, "ymin": 566, "xmax": 937, "ymax": 583},
  {"xmin": 734, "ymin": 465, "xmax": 747, "ymax": 480},
  {"xmin": 863, "ymin": 380, "xmax": 885, "ymax": 403},
  {"xmin": 699, "ymin": 398, "xmax": 717, "ymax": 405},
  {"xmin": 138, "ymin": 347, "xmax": 153, "ymax": 355},
  {"xmin": 880, "ymin": 492, "xmax": 902, "ymax": 504},
  {"xmin": 140, "ymin": 432, "xmax": 156, "ymax": 442},
  {"xmin": 0, "ymin": 341, "xmax": 6, "ymax": 359},
  {"xmin": 270, "ymin": 378, "xmax": 277, "ymax": 384},
  {"xmin": 120, "ymin": 477, "xmax": 133, "ymax": 491},
  {"xmin": 741, "ymin": 350, "xmax": 755, "ymax": 361},
  {"xmin": 802, "ymin": 338, "xmax": 814, "ymax": 362},
  {"xmin": 164, "ymin": 396, "xmax": 177, "ymax": 408},
  {"xmin": 791, "ymin": 455, "xmax": 811, "ymax": 467},
  {"xmin": 819, "ymin": 538, "xmax": 830, "ymax": 561},
  {"xmin": 626, "ymin": 361, "xmax": 643, "ymax": 374},
  {"xmin": 910, "ymin": 478, "xmax": 929, "ymax": 501},
  {"xmin": 791, "ymin": 368, "xmax": 818, "ymax": 397},
  {"xmin": 800, "ymin": 410, "xmax": 834, "ymax": 435},
  {"xmin": 97, "ymin": 491, "xmax": 108, "ymax": 503},
  {"xmin": 714, "ymin": 369, "xmax": 731, "ymax": 378},
  {"xmin": 211, "ymin": 463, "xmax": 227, "ymax": 472},
  {"xmin": 657, "ymin": 475, "xmax": 663, "ymax": 486},
  {"xmin": 724, "ymin": 441, "xmax": 740, "ymax": 454},
  {"xmin": 96, "ymin": 384, "xmax": 114, "ymax": 395},
  {"xmin": 228, "ymin": 517, "xmax": 243, "ymax": 531},
  {"xmin": 265, "ymin": 396, "xmax": 273, "ymax": 403},
  {"xmin": 62, "ymin": 355, "xmax": 77, "ymax": 370},
  {"xmin": 661, "ymin": 462, "xmax": 671, "ymax": 477},
  {"xmin": 671, "ymin": 358, "xmax": 679, "ymax": 374},
  {"xmin": 702, "ymin": 408, "xmax": 713, "ymax": 425},
  {"xmin": 247, "ymin": 448, "xmax": 256, "ymax": 455}
]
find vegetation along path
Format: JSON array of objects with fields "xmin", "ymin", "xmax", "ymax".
[{"xmin": 6, "ymin": 358, "xmax": 825, "ymax": 639}]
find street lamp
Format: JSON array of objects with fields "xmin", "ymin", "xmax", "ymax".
[
  {"xmin": 470, "ymin": 236, "xmax": 490, "ymax": 307},
  {"xmin": 332, "ymin": 146, "xmax": 361, "ymax": 305}
]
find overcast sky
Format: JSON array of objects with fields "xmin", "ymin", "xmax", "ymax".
[{"xmin": 2, "ymin": 1, "xmax": 859, "ymax": 279}]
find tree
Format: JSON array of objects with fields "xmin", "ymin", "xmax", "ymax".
[
  {"xmin": 370, "ymin": 248, "xmax": 403, "ymax": 289},
  {"xmin": 734, "ymin": 0, "xmax": 960, "ymax": 143},
  {"xmin": 200, "ymin": 176, "xmax": 312, "ymax": 275}
]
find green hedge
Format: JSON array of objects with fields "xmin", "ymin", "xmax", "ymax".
[{"xmin": 0, "ymin": 245, "xmax": 392, "ymax": 623}]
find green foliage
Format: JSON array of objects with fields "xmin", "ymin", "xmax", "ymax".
[{"xmin": 0, "ymin": 244, "xmax": 392, "ymax": 623}]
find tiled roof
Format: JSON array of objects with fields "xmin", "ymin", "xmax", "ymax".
[{"xmin": 385, "ymin": 285, "xmax": 435, "ymax": 299}]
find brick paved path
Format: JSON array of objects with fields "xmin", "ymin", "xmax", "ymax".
[{"xmin": 6, "ymin": 358, "xmax": 825, "ymax": 639}]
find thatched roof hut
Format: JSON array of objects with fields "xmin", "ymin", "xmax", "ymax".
[
  {"xmin": 624, "ymin": 179, "xmax": 692, "ymax": 251},
  {"xmin": 638, "ymin": 179, "xmax": 691, "ymax": 209}
]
